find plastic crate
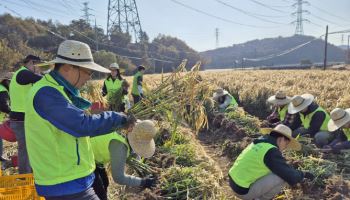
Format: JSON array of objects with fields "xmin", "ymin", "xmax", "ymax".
[
  {"xmin": 0, "ymin": 174, "xmax": 45, "ymax": 200},
  {"xmin": 0, "ymin": 185, "xmax": 43, "ymax": 200}
]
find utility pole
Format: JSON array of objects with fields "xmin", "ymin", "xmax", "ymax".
[
  {"xmin": 241, "ymin": 58, "xmax": 244, "ymax": 70},
  {"xmin": 323, "ymin": 25, "xmax": 328, "ymax": 70},
  {"xmin": 347, "ymin": 35, "xmax": 350, "ymax": 64},
  {"xmin": 292, "ymin": 0, "xmax": 310, "ymax": 35},
  {"xmin": 215, "ymin": 28, "xmax": 219, "ymax": 48},
  {"xmin": 94, "ymin": 19, "xmax": 99, "ymax": 51}
]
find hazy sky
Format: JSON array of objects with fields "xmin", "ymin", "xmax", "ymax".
[{"xmin": 0, "ymin": 0, "xmax": 349, "ymax": 51}]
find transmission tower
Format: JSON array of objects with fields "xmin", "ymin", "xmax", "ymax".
[
  {"xmin": 107, "ymin": 0, "xmax": 143, "ymax": 42},
  {"xmin": 292, "ymin": 0, "xmax": 310, "ymax": 35},
  {"xmin": 81, "ymin": 2, "xmax": 93, "ymax": 24},
  {"xmin": 215, "ymin": 28, "xmax": 219, "ymax": 48}
]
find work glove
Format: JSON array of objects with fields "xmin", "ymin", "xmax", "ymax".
[
  {"xmin": 141, "ymin": 176, "xmax": 157, "ymax": 188},
  {"xmin": 303, "ymin": 171, "xmax": 315, "ymax": 181}
]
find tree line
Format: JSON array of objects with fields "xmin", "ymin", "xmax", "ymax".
[{"xmin": 0, "ymin": 14, "xmax": 201, "ymax": 75}]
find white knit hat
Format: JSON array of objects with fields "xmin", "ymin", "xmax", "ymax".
[{"xmin": 49, "ymin": 40, "xmax": 110, "ymax": 73}]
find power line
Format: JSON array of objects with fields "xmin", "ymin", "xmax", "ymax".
[
  {"xmin": 0, "ymin": 3, "xmax": 67, "ymax": 40},
  {"xmin": 20, "ymin": 0, "xmax": 74, "ymax": 17},
  {"xmin": 309, "ymin": 13, "xmax": 343, "ymax": 28},
  {"xmin": 245, "ymin": 28, "xmax": 350, "ymax": 62},
  {"xmin": 169, "ymin": 0, "xmax": 281, "ymax": 28},
  {"xmin": 310, "ymin": 4, "xmax": 350, "ymax": 24},
  {"xmin": 216, "ymin": 0, "xmax": 289, "ymax": 18},
  {"xmin": 249, "ymin": 0, "xmax": 287, "ymax": 13},
  {"xmin": 0, "ymin": 4, "xmax": 179, "ymax": 64},
  {"xmin": 0, "ymin": 2, "xmax": 22, "ymax": 17},
  {"xmin": 4, "ymin": 0, "xmax": 75, "ymax": 18},
  {"xmin": 214, "ymin": 0, "xmax": 287, "ymax": 25}
]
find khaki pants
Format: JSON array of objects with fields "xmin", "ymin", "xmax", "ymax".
[{"xmin": 234, "ymin": 173, "xmax": 286, "ymax": 200}]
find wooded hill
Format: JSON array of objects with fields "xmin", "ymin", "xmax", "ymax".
[
  {"xmin": 200, "ymin": 35, "xmax": 346, "ymax": 69},
  {"xmin": 0, "ymin": 14, "xmax": 200, "ymax": 74}
]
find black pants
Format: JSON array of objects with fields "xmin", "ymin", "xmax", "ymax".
[
  {"xmin": 132, "ymin": 94, "xmax": 141, "ymax": 104},
  {"xmin": 45, "ymin": 187, "xmax": 100, "ymax": 200},
  {"xmin": 92, "ymin": 165, "xmax": 109, "ymax": 200}
]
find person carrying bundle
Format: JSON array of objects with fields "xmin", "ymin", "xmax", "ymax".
[
  {"xmin": 228, "ymin": 124, "xmax": 314, "ymax": 200},
  {"xmin": 288, "ymin": 94, "xmax": 331, "ymax": 147},
  {"xmin": 90, "ymin": 120, "xmax": 157, "ymax": 200},
  {"xmin": 132, "ymin": 65, "xmax": 146, "ymax": 104},
  {"xmin": 102, "ymin": 62, "xmax": 130, "ymax": 112},
  {"xmin": 323, "ymin": 108, "xmax": 350, "ymax": 153},
  {"xmin": 266, "ymin": 91, "xmax": 294, "ymax": 127},
  {"xmin": 25, "ymin": 40, "xmax": 135, "ymax": 200},
  {"xmin": 212, "ymin": 88, "xmax": 238, "ymax": 112}
]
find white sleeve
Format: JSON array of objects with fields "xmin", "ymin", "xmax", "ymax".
[
  {"xmin": 137, "ymin": 85, "xmax": 143, "ymax": 94},
  {"xmin": 219, "ymin": 95, "xmax": 231, "ymax": 109}
]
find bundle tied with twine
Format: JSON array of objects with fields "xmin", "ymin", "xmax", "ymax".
[{"xmin": 127, "ymin": 59, "xmax": 211, "ymax": 133}]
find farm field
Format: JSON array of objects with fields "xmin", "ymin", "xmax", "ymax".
[
  {"xmin": 3, "ymin": 68, "xmax": 350, "ymax": 200},
  {"xmin": 125, "ymin": 69, "xmax": 350, "ymax": 199}
]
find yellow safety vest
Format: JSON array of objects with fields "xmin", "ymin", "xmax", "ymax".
[
  {"xmin": 10, "ymin": 66, "xmax": 33, "ymax": 112},
  {"xmin": 229, "ymin": 142, "xmax": 276, "ymax": 188},
  {"xmin": 25, "ymin": 74, "xmax": 95, "ymax": 185},
  {"xmin": 278, "ymin": 105, "xmax": 288, "ymax": 121},
  {"xmin": 0, "ymin": 84, "xmax": 8, "ymax": 122},
  {"xmin": 90, "ymin": 132, "xmax": 130, "ymax": 164},
  {"xmin": 300, "ymin": 107, "xmax": 330, "ymax": 131}
]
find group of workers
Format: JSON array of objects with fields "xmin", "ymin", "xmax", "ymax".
[
  {"xmin": 0, "ymin": 40, "xmax": 157, "ymax": 200},
  {"xmin": 221, "ymin": 90, "xmax": 350, "ymax": 200},
  {"xmin": 1, "ymin": 38, "xmax": 348, "ymax": 200}
]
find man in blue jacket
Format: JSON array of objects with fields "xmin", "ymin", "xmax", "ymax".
[{"xmin": 25, "ymin": 40, "xmax": 135, "ymax": 200}]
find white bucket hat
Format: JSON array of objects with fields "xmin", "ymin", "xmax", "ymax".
[
  {"xmin": 263, "ymin": 124, "xmax": 301, "ymax": 151},
  {"xmin": 213, "ymin": 88, "xmax": 229, "ymax": 101},
  {"xmin": 109, "ymin": 62, "xmax": 120, "ymax": 69},
  {"xmin": 267, "ymin": 91, "xmax": 292, "ymax": 105},
  {"xmin": 109, "ymin": 62, "xmax": 125, "ymax": 73},
  {"xmin": 328, "ymin": 108, "xmax": 350, "ymax": 132},
  {"xmin": 288, "ymin": 94, "xmax": 314, "ymax": 114},
  {"xmin": 127, "ymin": 120, "xmax": 157, "ymax": 158},
  {"xmin": 49, "ymin": 40, "xmax": 110, "ymax": 73}
]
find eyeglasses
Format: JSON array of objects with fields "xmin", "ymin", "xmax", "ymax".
[{"xmin": 72, "ymin": 65, "xmax": 94, "ymax": 77}]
